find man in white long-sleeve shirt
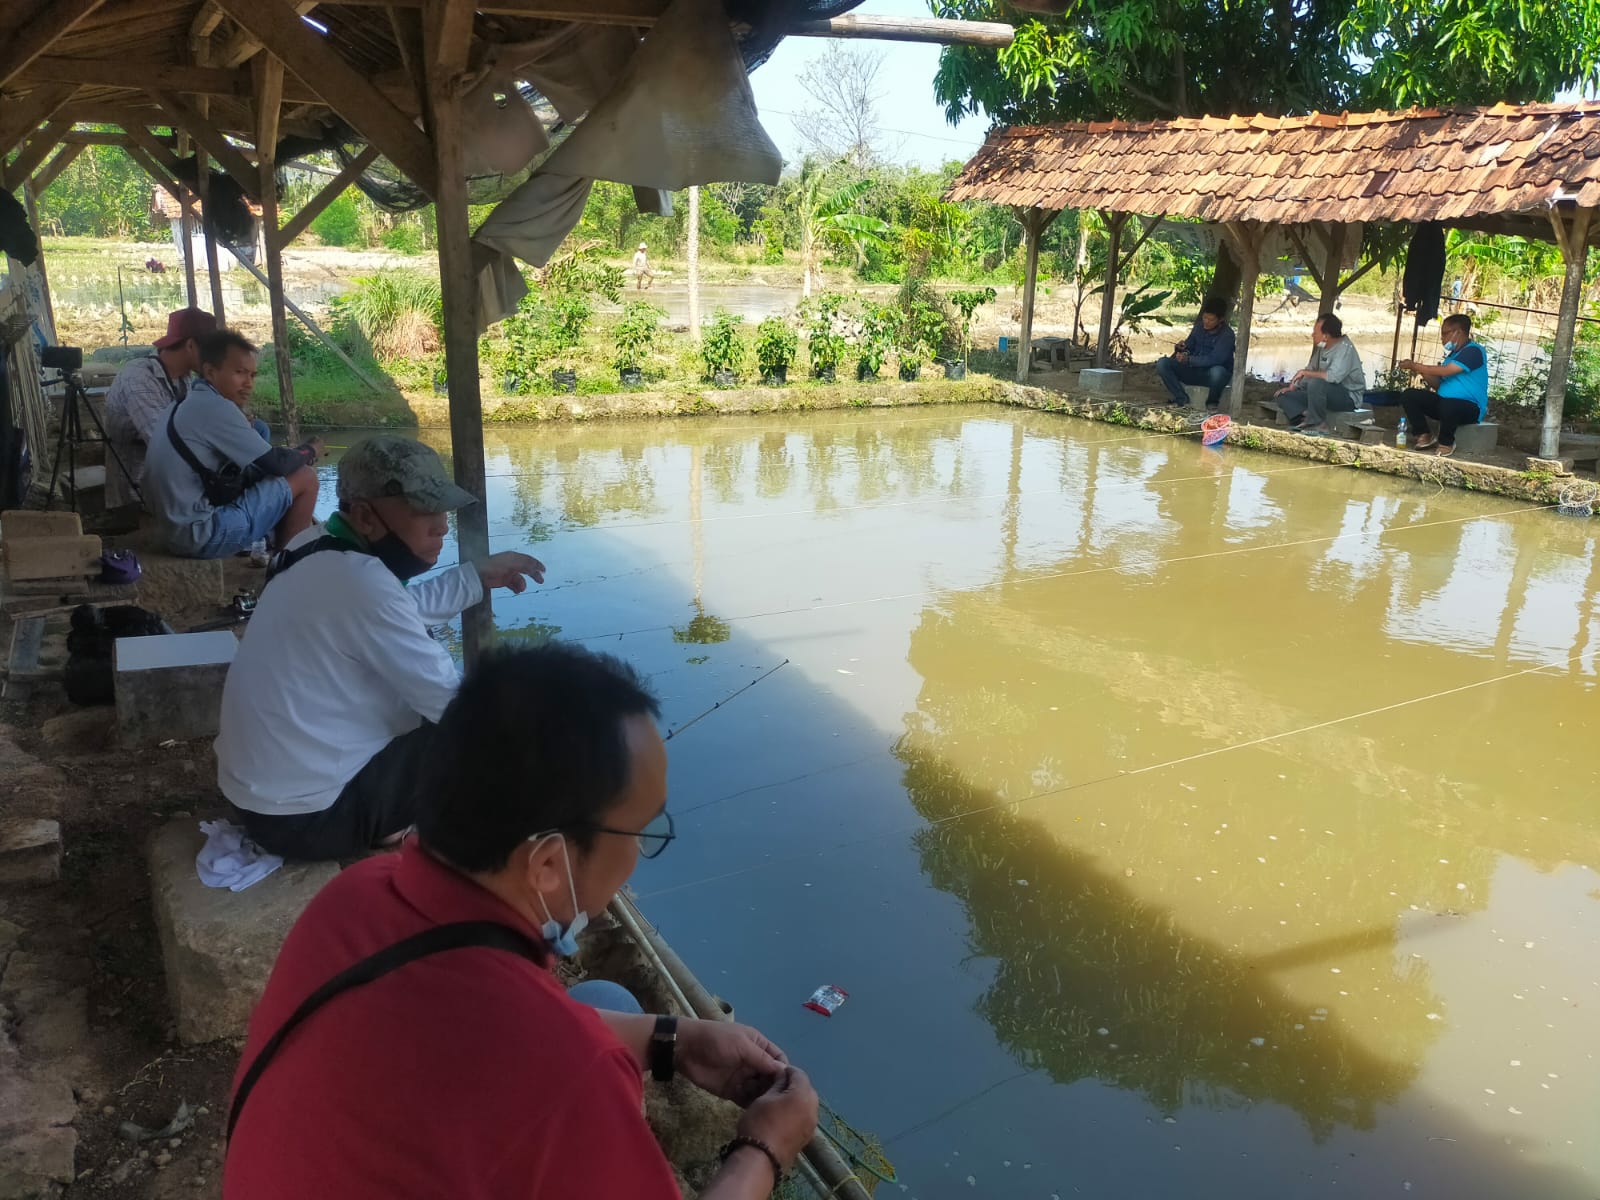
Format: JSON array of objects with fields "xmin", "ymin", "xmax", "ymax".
[{"xmin": 216, "ymin": 435, "xmax": 545, "ymax": 860}]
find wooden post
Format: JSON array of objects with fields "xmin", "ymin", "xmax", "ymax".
[
  {"xmin": 423, "ymin": 0, "xmax": 492, "ymax": 664},
  {"xmin": 687, "ymin": 185, "xmax": 700, "ymax": 342},
  {"xmin": 19, "ymin": 183, "xmax": 58, "ymax": 343},
  {"xmin": 254, "ymin": 56, "xmax": 295, "ymax": 440},
  {"xmin": 1015, "ymin": 207, "xmax": 1044, "ymax": 383},
  {"xmin": 179, "ymin": 179, "xmax": 199, "ymax": 306},
  {"xmin": 1223, "ymin": 222, "xmax": 1263, "ymax": 417},
  {"xmin": 1093, "ymin": 210, "xmax": 1127, "ymax": 369},
  {"xmin": 196, "ymin": 39, "xmax": 226, "ymax": 323},
  {"xmin": 1542, "ymin": 207, "xmax": 1595, "ymax": 459},
  {"xmin": 1315, "ymin": 223, "xmax": 1345, "ymax": 316}
]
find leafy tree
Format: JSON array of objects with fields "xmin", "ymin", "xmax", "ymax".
[
  {"xmin": 310, "ymin": 192, "xmax": 362, "ymax": 247},
  {"xmin": 33, "ymin": 143, "xmax": 160, "ymax": 239}
]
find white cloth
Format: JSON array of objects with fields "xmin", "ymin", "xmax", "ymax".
[
  {"xmin": 195, "ymin": 819, "xmax": 282, "ymax": 891},
  {"xmin": 214, "ymin": 523, "xmax": 484, "ymax": 818}
]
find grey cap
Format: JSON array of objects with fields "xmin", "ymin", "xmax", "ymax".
[{"xmin": 337, "ymin": 435, "xmax": 477, "ymax": 513}]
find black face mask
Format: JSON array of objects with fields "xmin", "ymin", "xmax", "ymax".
[{"xmin": 368, "ymin": 511, "xmax": 433, "ymax": 582}]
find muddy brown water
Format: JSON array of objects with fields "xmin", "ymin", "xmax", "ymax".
[{"xmin": 315, "ymin": 405, "xmax": 1599, "ymax": 1199}]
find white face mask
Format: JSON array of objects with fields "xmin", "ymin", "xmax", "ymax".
[{"xmin": 528, "ymin": 832, "xmax": 589, "ymax": 957}]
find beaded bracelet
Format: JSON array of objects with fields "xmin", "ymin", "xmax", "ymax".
[{"xmin": 719, "ymin": 1135, "xmax": 785, "ymax": 1184}]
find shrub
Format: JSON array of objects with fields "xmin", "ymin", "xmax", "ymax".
[
  {"xmin": 310, "ymin": 193, "xmax": 361, "ymax": 247},
  {"xmin": 613, "ymin": 302, "xmax": 665, "ymax": 372},
  {"xmin": 382, "ymin": 223, "xmax": 425, "ymax": 255},
  {"xmin": 755, "ymin": 316, "xmax": 798, "ymax": 374},
  {"xmin": 340, "ymin": 271, "xmax": 442, "ymax": 360},
  {"xmin": 701, "ymin": 310, "xmax": 746, "ymax": 378}
]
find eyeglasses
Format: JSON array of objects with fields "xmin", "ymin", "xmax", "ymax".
[{"xmin": 569, "ymin": 809, "xmax": 676, "ymax": 859}]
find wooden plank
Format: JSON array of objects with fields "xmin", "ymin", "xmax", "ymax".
[
  {"xmin": 278, "ymin": 143, "xmax": 379, "ymax": 246},
  {"xmin": 253, "ymin": 55, "xmax": 284, "ymax": 154},
  {"xmin": 191, "ymin": 0, "xmax": 226, "ymax": 40},
  {"xmin": 0, "ymin": 0, "xmax": 110, "ymax": 91},
  {"xmin": 121, "ymin": 123, "xmax": 185, "ymax": 179},
  {"xmin": 3, "ymin": 535, "xmax": 102, "ymax": 582},
  {"xmin": 2, "ymin": 510, "xmax": 83, "ymax": 538},
  {"xmin": 3, "ymin": 120, "xmax": 67, "ymax": 191},
  {"xmin": 0, "ymin": 83, "xmax": 74, "ymax": 156},
  {"xmin": 6, "ymin": 615, "xmax": 45, "ymax": 680},
  {"xmin": 195, "ymin": 38, "xmax": 228, "ymax": 324},
  {"xmin": 58, "ymin": 130, "xmax": 146, "ymax": 146},
  {"xmin": 215, "ymin": 0, "xmax": 438, "ymax": 195},
  {"xmin": 427, "ymin": 0, "xmax": 475, "ymax": 74},
  {"xmin": 32, "ymin": 142, "xmax": 85, "ymax": 192},
  {"xmin": 423, "ymin": 0, "xmax": 489, "ymax": 663},
  {"xmin": 148, "ymin": 89, "xmax": 262, "ymax": 199}
]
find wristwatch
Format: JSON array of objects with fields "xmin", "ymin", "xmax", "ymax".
[{"xmin": 648, "ymin": 1015, "xmax": 678, "ymax": 1083}]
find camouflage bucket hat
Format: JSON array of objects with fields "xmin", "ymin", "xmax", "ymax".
[{"xmin": 337, "ymin": 435, "xmax": 477, "ymax": 514}]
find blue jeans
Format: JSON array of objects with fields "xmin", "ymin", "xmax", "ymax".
[
  {"xmin": 568, "ymin": 979, "xmax": 644, "ymax": 1014},
  {"xmin": 252, "ymin": 418, "xmax": 271, "ymax": 442},
  {"xmin": 1155, "ymin": 357, "xmax": 1230, "ymax": 406},
  {"xmin": 196, "ymin": 475, "xmax": 292, "ymax": 559}
]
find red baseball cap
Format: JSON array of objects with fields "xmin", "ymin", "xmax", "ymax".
[{"xmin": 154, "ymin": 307, "xmax": 217, "ymax": 350}]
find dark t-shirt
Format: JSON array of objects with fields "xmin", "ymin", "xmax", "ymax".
[{"xmin": 224, "ymin": 844, "xmax": 681, "ymax": 1200}]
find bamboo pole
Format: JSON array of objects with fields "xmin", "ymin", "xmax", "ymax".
[
  {"xmin": 1093, "ymin": 210, "xmax": 1127, "ymax": 369},
  {"xmin": 196, "ymin": 40, "xmax": 227, "ymax": 323},
  {"xmin": 686, "ymin": 185, "xmax": 700, "ymax": 343},
  {"xmin": 255, "ymin": 57, "xmax": 296, "ymax": 440},
  {"xmin": 1542, "ymin": 207, "xmax": 1595, "ymax": 459},
  {"xmin": 423, "ymin": 0, "xmax": 492, "ymax": 665},
  {"xmin": 1015, "ymin": 207, "xmax": 1049, "ymax": 383}
]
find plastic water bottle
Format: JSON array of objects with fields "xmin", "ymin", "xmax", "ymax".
[
  {"xmin": 249, "ymin": 538, "xmax": 270, "ymax": 568},
  {"xmin": 1396, "ymin": 417, "xmax": 1408, "ymax": 449}
]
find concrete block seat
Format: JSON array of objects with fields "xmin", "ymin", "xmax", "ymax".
[
  {"xmin": 1328, "ymin": 408, "xmax": 1374, "ymax": 437},
  {"xmin": 150, "ymin": 821, "xmax": 339, "ymax": 1044},
  {"xmin": 1256, "ymin": 398, "xmax": 1287, "ymax": 426},
  {"xmin": 1078, "ymin": 367, "xmax": 1124, "ymax": 396},
  {"xmin": 1416, "ymin": 419, "xmax": 1499, "ymax": 455},
  {"xmin": 1558, "ymin": 432, "xmax": 1600, "ymax": 471},
  {"xmin": 1181, "ymin": 383, "xmax": 1223, "ymax": 409},
  {"xmin": 115, "ymin": 630, "xmax": 237, "ymax": 745}
]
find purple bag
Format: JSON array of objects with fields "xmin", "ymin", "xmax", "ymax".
[{"xmin": 99, "ymin": 549, "xmax": 141, "ymax": 585}]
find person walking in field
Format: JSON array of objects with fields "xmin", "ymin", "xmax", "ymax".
[{"xmin": 632, "ymin": 241, "xmax": 654, "ymax": 290}]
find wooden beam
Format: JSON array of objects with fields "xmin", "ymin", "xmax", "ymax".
[
  {"xmin": 59, "ymin": 130, "xmax": 148, "ymax": 147},
  {"xmin": 147, "ymin": 89, "xmax": 261, "ymax": 199},
  {"xmin": 121, "ymin": 123, "xmax": 185, "ymax": 178},
  {"xmin": 1093, "ymin": 210, "xmax": 1128, "ymax": 370},
  {"xmin": 196, "ymin": 37, "xmax": 227, "ymax": 324},
  {"xmin": 423, "ymin": 0, "xmax": 490, "ymax": 662},
  {"xmin": 427, "ymin": 0, "xmax": 475, "ymax": 74},
  {"xmin": 122, "ymin": 145, "xmax": 196, "ymax": 220},
  {"xmin": 1222, "ymin": 222, "xmax": 1264, "ymax": 418},
  {"xmin": 788, "ymin": 13, "xmax": 1014, "ymax": 46},
  {"xmin": 214, "ymin": 0, "xmax": 438, "ymax": 195},
  {"xmin": 253, "ymin": 56, "xmax": 284, "ymax": 154},
  {"xmin": 254, "ymin": 56, "xmax": 298, "ymax": 441},
  {"xmin": 31, "ymin": 142, "xmax": 85, "ymax": 192},
  {"xmin": 1542, "ymin": 207, "xmax": 1595, "ymax": 459},
  {"xmin": 0, "ymin": 83, "xmax": 74, "ymax": 156},
  {"xmin": 278, "ymin": 144, "xmax": 379, "ymax": 246},
  {"xmin": 22, "ymin": 56, "xmax": 247, "ymax": 97},
  {"xmin": 4, "ymin": 120, "xmax": 67, "ymax": 191},
  {"xmin": 191, "ymin": 0, "xmax": 226, "ymax": 41},
  {"xmin": 1013, "ymin": 207, "xmax": 1057, "ymax": 384},
  {"xmin": 0, "ymin": 0, "xmax": 110, "ymax": 91}
]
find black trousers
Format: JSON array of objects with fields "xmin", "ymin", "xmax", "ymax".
[
  {"xmin": 1400, "ymin": 388, "xmax": 1480, "ymax": 447},
  {"xmin": 237, "ymin": 722, "xmax": 436, "ymax": 861}
]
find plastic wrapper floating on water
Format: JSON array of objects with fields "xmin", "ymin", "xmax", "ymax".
[{"xmin": 803, "ymin": 984, "xmax": 849, "ymax": 1016}]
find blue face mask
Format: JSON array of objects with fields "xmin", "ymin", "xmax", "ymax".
[
  {"xmin": 1443, "ymin": 341, "xmax": 1457, "ymax": 353},
  {"xmin": 529, "ymin": 833, "xmax": 589, "ymax": 957}
]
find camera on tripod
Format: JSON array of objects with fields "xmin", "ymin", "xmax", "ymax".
[
  {"xmin": 39, "ymin": 345, "xmax": 85, "ymax": 375},
  {"xmin": 41, "ymin": 343, "xmax": 138, "ymax": 512}
]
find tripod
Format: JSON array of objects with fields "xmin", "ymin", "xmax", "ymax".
[{"xmin": 45, "ymin": 368, "xmax": 139, "ymax": 513}]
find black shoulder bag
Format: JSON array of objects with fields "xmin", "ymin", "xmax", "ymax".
[
  {"xmin": 165, "ymin": 403, "xmax": 247, "ymax": 507},
  {"xmin": 227, "ymin": 920, "xmax": 544, "ymax": 1143}
]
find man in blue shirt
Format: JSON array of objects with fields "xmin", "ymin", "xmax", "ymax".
[
  {"xmin": 1154, "ymin": 297, "xmax": 1234, "ymax": 409},
  {"xmin": 1398, "ymin": 313, "xmax": 1489, "ymax": 457}
]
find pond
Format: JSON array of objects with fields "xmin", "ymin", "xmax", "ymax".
[{"xmin": 315, "ymin": 406, "xmax": 1600, "ymax": 1198}]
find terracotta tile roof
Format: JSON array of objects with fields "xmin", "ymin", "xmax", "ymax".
[{"xmin": 947, "ymin": 104, "xmax": 1600, "ymax": 226}]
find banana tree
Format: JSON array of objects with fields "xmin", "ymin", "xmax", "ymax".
[{"xmin": 796, "ymin": 159, "xmax": 891, "ymax": 298}]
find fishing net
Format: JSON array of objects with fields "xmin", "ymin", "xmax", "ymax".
[
  {"xmin": 1558, "ymin": 482, "xmax": 1597, "ymax": 517},
  {"xmin": 817, "ymin": 1100, "xmax": 897, "ymax": 1187}
]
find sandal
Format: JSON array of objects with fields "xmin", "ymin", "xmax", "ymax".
[
  {"xmin": 1434, "ymin": 444, "xmax": 1455, "ymax": 457},
  {"xmin": 1412, "ymin": 434, "xmax": 1437, "ymax": 450}
]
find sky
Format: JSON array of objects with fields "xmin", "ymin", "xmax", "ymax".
[{"xmin": 748, "ymin": 0, "xmax": 994, "ymax": 170}]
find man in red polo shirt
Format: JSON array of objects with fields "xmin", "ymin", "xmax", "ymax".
[{"xmin": 225, "ymin": 643, "xmax": 817, "ymax": 1199}]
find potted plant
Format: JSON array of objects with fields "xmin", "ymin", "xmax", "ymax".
[
  {"xmin": 613, "ymin": 301, "xmax": 664, "ymax": 387},
  {"xmin": 805, "ymin": 294, "xmax": 848, "ymax": 382},
  {"xmin": 755, "ymin": 316, "xmax": 798, "ymax": 386},
  {"xmin": 548, "ymin": 293, "xmax": 589, "ymax": 393},
  {"xmin": 898, "ymin": 301, "xmax": 944, "ymax": 381},
  {"xmin": 857, "ymin": 303, "xmax": 894, "ymax": 381},
  {"xmin": 946, "ymin": 286, "xmax": 997, "ymax": 379},
  {"xmin": 702, "ymin": 309, "xmax": 745, "ymax": 387},
  {"xmin": 1365, "ymin": 366, "xmax": 1411, "ymax": 407}
]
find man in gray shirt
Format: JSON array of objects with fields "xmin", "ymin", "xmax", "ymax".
[
  {"xmin": 142, "ymin": 330, "xmax": 323, "ymax": 558},
  {"xmin": 103, "ymin": 306, "xmax": 214, "ymax": 508},
  {"xmin": 1273, "ymin": 313, "xmax": 1366, "ymax": 435}
]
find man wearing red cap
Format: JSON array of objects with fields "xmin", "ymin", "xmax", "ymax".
[{"xmin": 104, "ymin": 307, "xmax": 215, "ymax": 508}]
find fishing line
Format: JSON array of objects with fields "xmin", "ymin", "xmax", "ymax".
[
  {"xmin": 635, "ymin": 644, "xmax": 1586, "ymax": 903},
  {"xmin": 570, "ymin": 501, "xmax": 1561, "ymax": 644},
  {"xmin": 662, "ymin": 659, "xmax": 789, "ymax": 741}
]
